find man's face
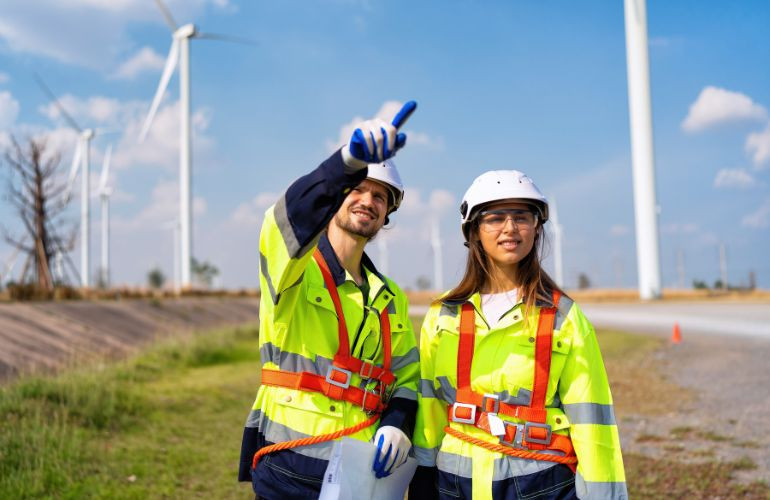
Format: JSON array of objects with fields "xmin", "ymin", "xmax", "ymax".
[{"xmin": 333, "ymin": 179, "xmax": 390, "ymax": 240}]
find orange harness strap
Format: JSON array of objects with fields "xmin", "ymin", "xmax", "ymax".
[
  {"xmin": 448, "ymin": 292, "xmax": 577, "ymax": 472},
  {"xmin": 253, "ymin": 414, "xmax": 380, "ymax": 469},
  {"xmin": 253, "ymin": 250, "xmax": 393, "ymax": 469}
]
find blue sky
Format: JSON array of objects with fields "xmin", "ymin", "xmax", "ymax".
[{"xmin": 1, "ymin": 0, "xmax": 769, "ymax": 290}]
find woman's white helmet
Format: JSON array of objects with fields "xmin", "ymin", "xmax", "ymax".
[
  {"xmin": 367, "ymin": 159, "xmax": 404, "ymax": 214},
  {"xmin": 460, "ymin": 170, "xmax": 548, "ymax": 239}
]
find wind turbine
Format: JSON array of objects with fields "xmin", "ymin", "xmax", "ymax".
[
  {"xmin": 2, "ymin": 244, "xmax": 24, "ymax": 287},
  {"xmin": 377, "ymin": 233, "xmax": 389, "ymax": 276},
  {"xmin": 97, "ymin": 145, "xmax": 113, "ymax": 288},
  {"xmin": 163, "ymin": 219, "xmax": 181, "ymax": 294},
  {"xmin": 140, "ymin": 0, "xmax": 254, "ymax": 289},
  {"xmin": 549, "ymin": 195, "xmax": 564, "ymax": 288},
  {"xmin": 35, "ymin": 74, "xmax": 96, "ymax": 288},
  {"xmin": 430, "ymin": 220, "xmax": 443, "ymax": 292},
  {"xmin": 624, "ymin": 0, "xmax": 662, "ymax": 299}
]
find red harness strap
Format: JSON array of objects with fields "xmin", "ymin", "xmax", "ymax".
[
  {"xmin": 254, "ymin": 249, "xmax": 395, "ymax": 468},
  {"xmin": 260, "ymin": 249, "xmax": 395, "ymax": 412},
  {"xmin": 447, "ymin": 292, "xmax": 577, "ymax": 470}
]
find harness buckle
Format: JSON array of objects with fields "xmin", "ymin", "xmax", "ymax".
[
  {"xmin": 325, "ymin": 366, "xmax": 352, "ymax": 389},
  {"xmin": 361, "ymin": 385, "xmax": 380, "ymax": 415},
  {"xmin": 500, "ymin": 422, "xmax": 525, "ymax": 449},
  {"xmin": 481, "ymin": 393, "xmax": 500, "ymax": 415},
  {"xmin": 359, "ymin": 362, "xmax": 376, "ymax": 380},
  {"xmin": 450, "ymin": 402, "xmax": 477, "ymax": 424},
  {"xmin": 523, "ymin": 422, "xmax": 552, "ymax": 446}
]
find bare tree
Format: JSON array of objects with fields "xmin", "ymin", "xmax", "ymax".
[{"xmin": 2, "ymin": 135, "xmax": 77, "ymax": 290}]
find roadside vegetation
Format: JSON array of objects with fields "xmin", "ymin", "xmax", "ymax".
[{"xmin": 1, "ymin": 322, "xmax": 767, "ymax": 498}]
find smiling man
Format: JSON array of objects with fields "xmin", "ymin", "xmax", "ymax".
[{"xmin": 238, "ymin": 102, "xmax": 421, "ymax": 499}]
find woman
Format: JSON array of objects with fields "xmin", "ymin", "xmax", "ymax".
[{"xmin": 410, "ymin": 170, "xmax": 627, "ymax": 500}]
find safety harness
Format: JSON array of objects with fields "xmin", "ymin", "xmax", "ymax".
[
  {"xmin": 253, "ymin": 249, "xmax": 395, "ymax": 468},
  {"xmin": 444, "ymin": 292, "xmax": 578, "ymax": 472}
]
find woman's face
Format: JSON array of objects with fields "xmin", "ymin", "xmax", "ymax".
[{"xmin": 475, "ymin": 201, "xmax": 539, "ymax": 269}]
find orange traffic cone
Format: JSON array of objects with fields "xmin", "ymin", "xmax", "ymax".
[{"xmin": 671, "ymin": 322, "xmax": 682, "ymax": 344}]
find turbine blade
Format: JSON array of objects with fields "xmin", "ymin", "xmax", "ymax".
[
  {"xmin": 33, "ymin": 73, "xmax": 82, "ymax": 132},
  {"xmin": 63, "ymin": 140, "xmax": 82, "ymax": 202},
  {"xmin": 194, "ymin": 32, "xmax": 259, "ymax": 46},
  {"xmin": 139, "ymin": 39, "xmax": 179, "ymax": 142},
  {"xmin": 154, "ymin": 0, "xmax": 178, "ymax": 31},
  {"xmin": 99, "ymin": 144, "xmax": 112, "ymax": 192}
]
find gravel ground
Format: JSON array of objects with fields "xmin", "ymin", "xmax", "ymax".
[{"xmin": 615, "ymin": 328, "xmax": 770, "ymax": 485}]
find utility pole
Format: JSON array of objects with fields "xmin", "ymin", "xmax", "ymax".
[{"xmin": 624, "ymin": 0, "xmax": 662, "ymax": 299}]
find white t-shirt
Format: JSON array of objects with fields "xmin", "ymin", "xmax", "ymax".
[{"xmin": 480, "ymin": 289, "xmax": 521, "ymax": 327}]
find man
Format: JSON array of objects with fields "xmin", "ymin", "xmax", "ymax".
[{"xmin": 239, "ymin": 102, "xmax": 420, "ymax": 498}]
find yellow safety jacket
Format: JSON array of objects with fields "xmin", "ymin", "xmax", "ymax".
[
  {"xmin": 238, "ymin": 151, "xmax": 419, "ymax": 495},
  {"xmin": 413, "ymin": 292, "xmax": 627, "ymax": 499}
]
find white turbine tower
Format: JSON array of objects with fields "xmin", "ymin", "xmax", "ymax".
[
  {"xmin": 35, "ymin": 75, "xmax": 96, "ymax": 288},
  {"xmin": 163, "ymin": 219, "xmax": 181, "ymax": 294},
  {"xmin": 377, "ymin": 233, "xmax": 389, "ymax": 277},
  {"xmin": 97, "ymin": 145, "xmax": 113, "ymax": 288},
  {"xmin": 430, "ymin": 219, "xmax": 443, "ymax": 292},
  {"xmin": 140, "ymin": 0, "xmax": 254, "ymax": 289},
  {"xmin": 549, "ymin": 196, "xmax": 564, "ymax": 289},
  {"xmin": 2, "ymin": 244, "xmax": 24, "ymax": 287},
  {"xmin": 624, "ymin": 0, "xmax": 662, "ymax": 300}
]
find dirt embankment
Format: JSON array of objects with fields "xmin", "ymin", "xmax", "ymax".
[{"xmin": 0, "ymin": 297, "xmax": 259, "ymax": 381}]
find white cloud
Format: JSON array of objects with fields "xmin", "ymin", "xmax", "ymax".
[
  {"xmin": 746, "ymin": 123, "xmax": 770, "ymax": 168},
  {"xmin": 38, "ymin": 93, "xmax": 140, "ymax": 127},
  {"xmin": 0, "ymin": 72, "xmax": 9, "ymax": 83},
  {"xmin": 116, "ymin": 178, "xmax": 207, "ymax": 231},
  {"xmin": 0, "ymin": 91, "xmax": 20, "ymax": 128},
  {"xmin": 229, "ymin": 192, "xmax": 280, "ymax": 227},
  {"xmin": 681, "ymin": 86, "xmax": 767, "ymax": 133},
  {"xmin": 113, "ymin": 99, "xmax": 214, "ymax": 171},
  {"xmin": 713, "ymin": 168, "xmax": 757, "ymax": 189},
  {"xmin": 111, "ymin": 46, "xmax": 166, "ymax": 80},
  {"xmin": 0, "ymin": 1, "xmax": 233, "ymax": 69},
  {"xmin": 609, "ymin": 224, "xmax": 629, "ymax": 236},
  {"xmin": 661, "ymin": 223, "xmax": 699, "ymax": 234},
  {"xmin": 399, "ymin": 187, "xmax": 456, "ymax": 218},
  {"xmin": 326, "ymin": 101, "xmax": 439, "ymax": 153},
  {"xmin": 741, "ymin": 199, "xmax": 770, "ymax": 229}
]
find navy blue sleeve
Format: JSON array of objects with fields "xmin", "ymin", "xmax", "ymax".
[
  {"xmin": 378, "ymin": 396, "xmax": 417, "ymax": 438},
  {"xmin": 282, "ymin": 149, "xmax": 368, "ymax": 250}
]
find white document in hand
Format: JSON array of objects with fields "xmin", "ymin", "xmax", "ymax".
[{"xmin": 319, "ymin": 437, "xmax": 418, "ymax": 500}]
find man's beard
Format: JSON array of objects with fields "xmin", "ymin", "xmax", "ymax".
[{"xmin": 333, "ymin": 208, "xmax": 382, "ymax": 240}]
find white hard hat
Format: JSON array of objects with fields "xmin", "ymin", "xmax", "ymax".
[
  {"xmin": 460, "ymin": 170, "xmax": 549, "ymax": 239},
  {"xmin": 367, "ymin": 159, "xmax": 404, "ymax": 213}
]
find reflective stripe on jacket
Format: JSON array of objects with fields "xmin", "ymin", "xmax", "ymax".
[
  {"xmin": 238, "ymin": 150, "xmax": 419, "ymax": 487},
  {"xmin": 413, "ymin": 293, "xmax": 627, "ymax": 500}
]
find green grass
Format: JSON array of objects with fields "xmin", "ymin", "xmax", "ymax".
[
  {"xmin": 1, "ymin": 320, "xmax": 767, "ymax": 499},
  {"xmin": 0, "ymin": 324, "xmax": 260, "ymax": 499},
  {"xmin": 624, "ymin": 454, "xmax": 768, "ymax": 499}
]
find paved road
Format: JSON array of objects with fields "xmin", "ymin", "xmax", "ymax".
[
  {"xmin": 412, "ymin": 301, "xmax": 770, "ymax": 340},
  {"xmin": 579, "ymin": 301, "xmax": 770, "ymax": 340}
]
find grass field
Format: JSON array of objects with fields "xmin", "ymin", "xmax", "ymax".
[{"xmin": 1, "ymin": 321, "xmax": 768, "ymax": 498}]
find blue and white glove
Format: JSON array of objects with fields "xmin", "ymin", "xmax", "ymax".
[
  {"xmin": 372, "ymin": 425, "xmax": 411, "ymax": 478},
  {"xmin": 342, "ymin": 100, "xmax": 417, "ymax": 169}
]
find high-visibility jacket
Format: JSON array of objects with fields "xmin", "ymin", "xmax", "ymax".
[
  {"xmin": 413, "ymin": 292, "xmax": 627, "ymax": 500},
  {"xmin": 238, "ymin": 150, "xmax": 420, "ymax": 498}
]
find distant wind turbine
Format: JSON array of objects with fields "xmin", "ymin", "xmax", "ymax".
[
  {"xmin": 34, "ymin": 74, "xmax": 100, "ymax": 288},
  {"xmin": 549, "ymin": 196, "xmax": 564, "ymax": 288},
  {"xmin": 140, "ymin": 0, "xmax": 255, "ymax": 289},
  {"xmin": 377, "ymin": 233, "xmax": 388, "ymax": 276},
  {"xmin": 430, "ymin": 220, "xmax": 443, "ymax": 292},
  {"xmin": 97, "ymin": 145, "xmax": 113, "ymax": 287},
  {"xmin": 2, "ymin": 243, "xmax": 24, "ymax": 286}
]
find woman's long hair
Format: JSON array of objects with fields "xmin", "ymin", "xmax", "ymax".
[{"xmin": 441, "ymin": 217, "xmax": 566, "ymax": 315}]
